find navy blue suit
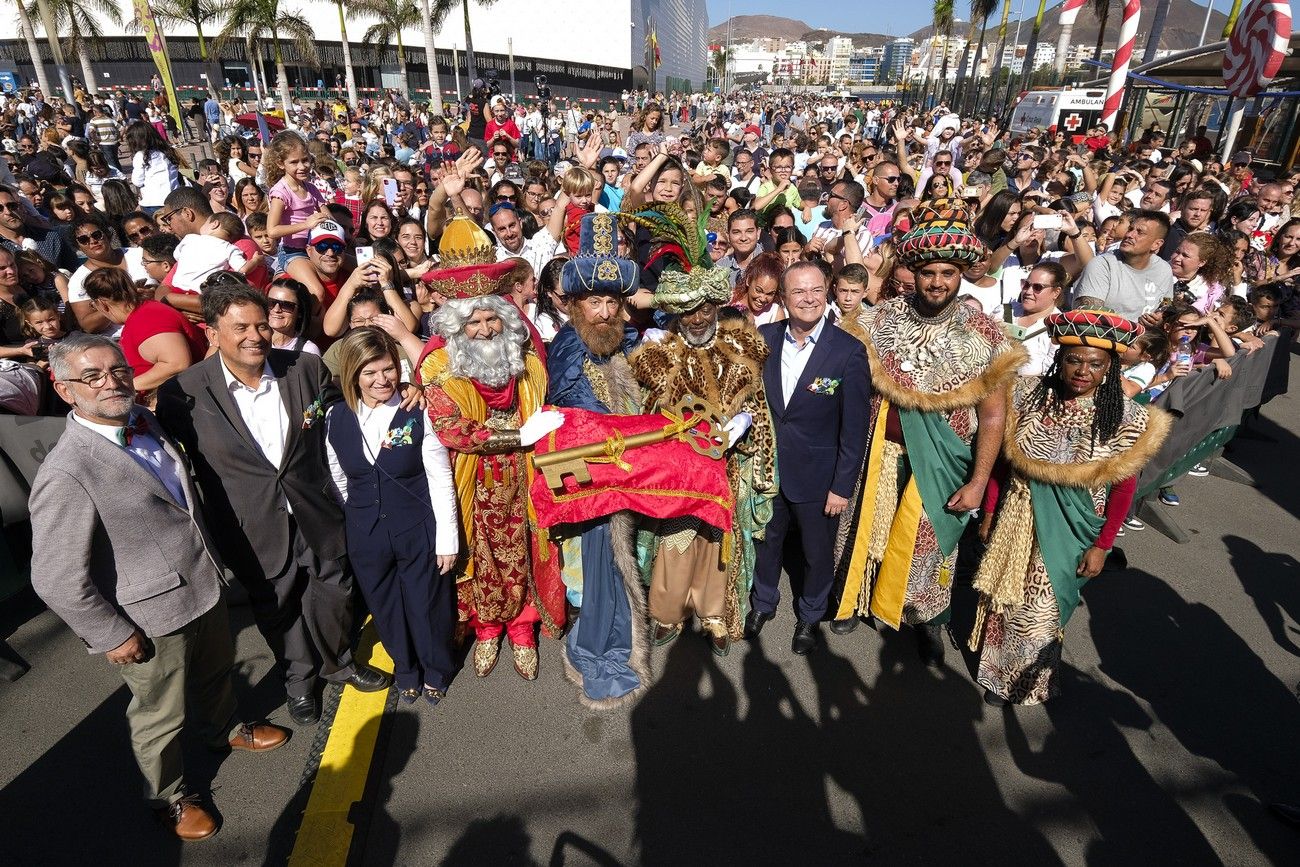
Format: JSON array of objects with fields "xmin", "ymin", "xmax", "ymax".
[
  {"xmin": 753, "ymin": 318, "xmax": 871, "ymax": 622},
  {"xmin": 326, "ymin": 404, "xmax": 454, "ymax": 692}
]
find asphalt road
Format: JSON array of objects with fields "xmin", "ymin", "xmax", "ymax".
[{"xmin": 3, "ymin": 354, "xmax": 1300, "ymax": 867}]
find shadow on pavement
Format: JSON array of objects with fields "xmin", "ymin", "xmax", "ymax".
[
  {"xmin": 1224, "ymin": 534, "xmax": 1300, "ymax": 659},
  {"xmin": 629, "ymin": 624, "xmax": 1061, "ymax": 864},
  {"xmin": 1086, "ymin": 568, "xmax": 1300, "ymax": 862}
]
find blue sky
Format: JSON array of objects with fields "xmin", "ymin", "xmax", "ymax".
[{"xmin": 705, "ymin": 1, "xmax": 1216, "ymax": 40}]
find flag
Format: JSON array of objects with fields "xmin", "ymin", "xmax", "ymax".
[
  {"xmin": 256, "ymin": 111, "xmax": 273, "ymax": 144},
  {"xmin": 133, "ymin": 0, "xmax": 184, "ymax": 135}
]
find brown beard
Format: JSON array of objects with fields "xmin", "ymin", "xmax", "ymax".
[{"xmin": 573, "ymin": 314, "xmax": 624, "ymax": 357}]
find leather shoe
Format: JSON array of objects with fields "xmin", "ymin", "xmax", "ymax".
[
  {"xmin": 157, "ymin": 795, "xmax": 217, "ymax": 842},
  {"xmin": 227, "ymin": 723, "xmax": 290, "ymax": 753},
  {"xmin": 743, "ymin": 608, "xmax": 773, "ymax": 639},
  {"xmin": 829, "ymin": 617, "xmax": 858, "ymax": 635},
  {"xmin": 344, "ymin": 665, "xmax": 391, "ymax": 693},
  {"xmin": 916, "ymin": 622, "xmax": 946, "ymax": 666},
  {"xmin": 791, "ymin": 620, "xmax": 818, "ymax": 655},
  {"xmin": 286, "ymin": 695, "xmax": 320, "ymax": 725},
  {"xmin": 983, "ymin": 691, "xmax": 1010, "ymax": 707}
]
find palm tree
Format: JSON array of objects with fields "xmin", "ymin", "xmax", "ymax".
[
  {"xmin": 14, "ymin": 0, "xmax": 51, "ymax": 97},
  {"xmin": 442, "ymin": 0, "xmax": 500, "ymax": 86},
  {"xmin": 988, "ymin": 0, "xmax": 1014, "ymax": 114},
  {"xmin": 1019, "ymin": 0, "xmax": 1049, "ymax": 95},
  {"xmin": 419, "ymin": 0, "xmax": 450, "ymax": 111},
  {"xmin": 327, "ymin": 0, "xmax": 358, "ymax": 107},
  {"xmin": 135, "ymin": 0, "xmax": 225, "ymax": 99},
  {"xmin": 956, "ymin": 0, "xmax": 999, "ymax": 115},
  {"xmin": 710, "ymin": 46, "xmax": 733, "ymax": 91},
  {"xmin": 1092, "ymin": 0, "xmax": 1112, "ymax": 62},
  {"xmin": 31, "ymin": 0, "xmax": 73, "ymax": 101},
  {"xmin": 215, "ymin": 0, "xmax": 318, "ymax": 118},
  {"xmin": 352, "ymin": 0, "xmax": 420, "ymax": 99},
  {"xmin": 1141, "ymin": 0, "xmax": 1173, "ymax": 64},
  {"xmin": 1222, "ymin": 0, "xmax": 1244, "ymax": 36},
  {"xmin": 932, "ymin": 0, "xmax": 956, "ymax": 104}
]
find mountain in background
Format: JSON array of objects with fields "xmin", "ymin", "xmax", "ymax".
[
  {"xmin": 707, "ymin": 15, "xmax": 891, "ymax": 47},
  {"xmin": 711, "ymin": 1, "xmax": 1227, "ymax": 53}
]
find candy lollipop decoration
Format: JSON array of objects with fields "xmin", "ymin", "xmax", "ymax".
[
  {"xmin": 1222, "ymin": 0, "xmax": 1292, "ymax": 98},
  {"xmin": 1055, "ymin": 0, "xmax": 1090, "ymax": 76},
  {"xmin": 1100, "ymin": 0, "xmax": 1142, "ymax": 131}
]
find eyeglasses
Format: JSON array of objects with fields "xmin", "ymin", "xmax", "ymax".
[
  {"xmin": 493, "ymin": 151, "xmax": 510, "ymax": 158},
  {"xmin": 127, "ymin": 225, "xmax": 156, "ymax": 242},
  {"xmin": 819, "ymin": 164, "xmax": 838, "ymax": 172},
  {"xmin": 58, "ymin": 365, "xmax": 134, "ymax": 389},
  {"xmin": 396, "ymin": 180, "xmax": 413, "ymax": 189},
  {"xmin": 268, "ymin": 297, "xmax": 299, "ymax": 311},
  {"xmin": 494, "ymin": 194, "xmax": 517, "ymax": 203},
  {"xmin": 1022, "ymin": 281, "xmax": 1057, "ymax": 293},
  {"xmin": 0, "ymin": 202, "xmax": 22, "ymax": 213},
  {"xmin": 75, "ymin": 229, "xmax": 105, "ymax": 245},
  {"xmin": 141, "ymin": 256, "xmax": 169, "ymax": 266},
  {"xmin": 248, "ymin": 152, "xmax": 262, "ymax": 160},
  {"xmin": 312, "ymin": 240, "xmax": 345, "ymax": 255},
  {"xmin": 155, "ymin": 208, "xmax": 181, "ymax": 227},
  {"xmin": 1016, "ymin": 153, "xmax": 1034, "ymax": 161},
  {"xmin": 877, "ymin": 175, "xmax": 900, "ymax": 184}
]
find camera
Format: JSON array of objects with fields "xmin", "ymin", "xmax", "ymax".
[
  {"xmin": 481, "ymin": 69, "xmax": 501, "ymax": 97},
  {"xmin": 535, "ymin": 74, "xmax": 552, "ymax": 115}
]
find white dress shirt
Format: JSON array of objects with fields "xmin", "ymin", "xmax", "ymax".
[
  {"xmin": 73, "ymin": 412, "xmax": 188, "ymax": 508},
  {"xmin": 220, "ymin": 358, "xmax": 290, "ymax": 470},
  {"xmin": 324, "ymin": 396, "xmax": 460, "ymax": 556},
  {"xmin": 496, "ymin": 230, "xmax": 562, "ymax": 279},
  {"xmin": 780, "ymin": 315, "xmax": 827, "ymax": 405}
]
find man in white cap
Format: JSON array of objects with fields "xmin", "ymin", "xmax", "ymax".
[{"xmin": 303, "ymin": 219, "xmax": 352, "ymax": 309}]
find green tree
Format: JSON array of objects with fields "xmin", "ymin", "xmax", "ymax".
[
  {"xmin": 1019, "ymin": 0, "xmax": 1049, "ymax": 96},
  {"xmin": 711, "ymin": 46, "xmax": 733, "ymax": 92},
  {"xmin": 14, "ymin": 0, "xmax": 51, "ymax": 97},
  {"xmin": 26, "ymin": 0, "xmax": 118, "ymax": 96},
  {"xmin": 215, "ymin": 0, "xmax": 318, "ymax": 117},
  {"xmin": 1092, "ymin": 0, "xmax": 1112, "ymax": 62},
  {"xmin": 133, "ymin": 0, "xmax": 226, "ymax": 98},
  {"xmin": 988, "ymin": 0, "xmax": 1014, "ymax": 114},
  {"xmin": 955, "ymin": 0, "xmax": 999, "ymax": 114},
  {"xmin": 352, "ymin": 0, "xmax": 421, "ymax": 99},
  {"xmin": 433, "ymin": 0, "xmax": 499, "ymax": 90},
  {"xmin": 932, "ymin": 0, "xmax": 955, "ymax": 104}
]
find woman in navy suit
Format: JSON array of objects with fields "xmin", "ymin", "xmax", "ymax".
[{"xmin": 326, "ymin": 329, "xmax": 460, "ymax": 705}]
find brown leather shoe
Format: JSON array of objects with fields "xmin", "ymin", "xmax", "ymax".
[
  {"xmin": 157, "ymin": 795, "xmax": 217, "ymax": 841},
  {"xmin": 227, "ymin": 723, "xmax": 290, "ymax": 753}
]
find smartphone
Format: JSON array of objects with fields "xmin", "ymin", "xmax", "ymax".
[
  {"xmin": 355, "ymin": 246, "xmax": 375, "ymax": 267},
  {"xmin": 1033, "ymin": 214, "xmax": 1063, "ymax": 230},
  {"xmin": 382, "ymin": 177, "xmax": 398, "ymax": 207},
  {"xmin": 961, "ymin": 185, "xmax": 981, "ymax": 199}
]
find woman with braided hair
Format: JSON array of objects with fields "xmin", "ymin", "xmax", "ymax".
[{"xmin": 970, "ymin": 309, "xmax": 1171, "ymax": 706}]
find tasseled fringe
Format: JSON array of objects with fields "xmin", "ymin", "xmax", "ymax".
[
  {"xmin": 859, "ymin": 441, "xmax": 904, "ymax": 613},
  {"xmin": 970, "ymin": 476, "xmax": 1036, "ymax": 643},
  {"xmin": 968, "ymin": 595, "xmax": 990, "ymax": 651}
]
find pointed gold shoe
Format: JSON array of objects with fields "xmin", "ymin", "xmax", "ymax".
[{"xmin": 473, "ymin": 636, "xmax": 501, "ymax": 677}]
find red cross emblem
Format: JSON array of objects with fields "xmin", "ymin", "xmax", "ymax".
[{"xmin": 1063, "ymin": 112, "xmax": 1084, "ymax": 132}]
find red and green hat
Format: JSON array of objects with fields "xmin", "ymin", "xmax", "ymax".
[{"xmin": 1046, "ymin": 308, "xmax": 1144, "ymax": 353}]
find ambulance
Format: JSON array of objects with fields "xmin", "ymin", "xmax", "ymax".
[{"xmin": 1008, "ymin": 88, "xmax": 1107, "ymax": 141}]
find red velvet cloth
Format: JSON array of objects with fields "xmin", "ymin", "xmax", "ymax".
[
  {"xmin": 473, "ymin": 378, "xmax": 517, "ymax": 410},
  {"xmin": 530, "ymin": 406, "xmax": 733, "ymax": 531}
]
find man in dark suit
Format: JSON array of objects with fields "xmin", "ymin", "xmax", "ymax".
[
  {"xmin": 31, "ymin": 334, "xmax": 288, "ymax": 841},
  {"xmin": 159, "ymin": 280, "xmax": 389, "ymax": 725},
  {"xmin": 749, "ymin": 261, "xmax": 870, "ymax": 654}
]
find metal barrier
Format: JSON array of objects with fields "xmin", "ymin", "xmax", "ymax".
[{"xmin": 1134, "ymin": 333, "xmax": 1285, "ymax": 542}]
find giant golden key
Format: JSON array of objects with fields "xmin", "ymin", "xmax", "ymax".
[{"xmin": 534, "ymin": 395, "xmax": 727, "ymax": 491}]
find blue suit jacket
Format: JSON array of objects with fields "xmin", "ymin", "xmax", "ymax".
[{"xmin": 760, "ymin": 318, "xmax": 871, "ymax": 504}]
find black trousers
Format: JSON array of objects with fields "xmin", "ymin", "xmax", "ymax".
[
  {"xmin": 752, "ymin": 491, "xmax": 837, "ymax": 623},
  {"xmin": 242, "ymin": 518, "xmax": 357, "ymax": 699},
  {"xmin": 348, "ymin": 518, "xmax": 455, "ymax": 691}
]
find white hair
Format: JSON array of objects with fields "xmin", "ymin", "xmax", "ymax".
[{"xmin": 431, "ymin": 295, "xmax": 529, "ymax": 388}]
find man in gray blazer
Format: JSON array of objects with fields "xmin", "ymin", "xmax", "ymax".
[
  {"xmin": 30, "ymin": 334, "xmax": 289, "ymax": 842},
  {"xmin": 157, "ymin": 280, "xmax": 389, "ymax": 725}
]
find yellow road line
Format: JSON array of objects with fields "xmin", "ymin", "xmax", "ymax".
[{"xmin": 287, "ymin": 622, "xmax": 392, "ymax": 867}]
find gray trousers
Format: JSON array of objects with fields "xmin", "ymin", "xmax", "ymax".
[
  {"xmin": 118, "ymin": 597, "xmax": 240, "ymax": 807},
  {"xmin": 242, "ymin": 518, "xmax": 357, "ymax": 699}
]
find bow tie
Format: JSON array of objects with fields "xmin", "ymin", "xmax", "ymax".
[{"xmin": 115, "ymin": 415, "xmax": 151, "ymax": 447}]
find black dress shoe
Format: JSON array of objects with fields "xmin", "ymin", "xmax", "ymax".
[
  {"xmin": 744, "ymin": 609, "xmax": 773, "ymax": 640},
  {"xmin": 791, "ymin": 620, "xmax": 818, "ymax": 655},
  {"xmin": 983, "ymin": 690, "xmax": 1010, "ymax": 707},
  {"xmin": 829, "ymin": 617, "xmax": 859, "ymax": 635},
  {"xmin": 286, "ymin": 695, "xmax": 320, "ymax": 725},
  {"xmin": 916, "ymin": 622, "xmax": 946, "ymax": 666},
  {"xmin": 345, "ymin": 666, "xmax": 392, "ymax": 693}
]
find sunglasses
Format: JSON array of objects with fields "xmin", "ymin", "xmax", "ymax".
[
  {"xmin": 878, "ymin": 175, "xmax": 900, "ymax": 183},
  {"xmin": 268, "ymin": 297, "xmax": 299, "ymax": 311},
  {"xmin": 312, "ymin": 240, "xmax": 345, "ymax": 255},
  {"xmin": 127, "ymin": 226, "xmax": 156, "ymax": 242},
  {"xmin": 0, "ymin": 202, "xmax": 22, "ymax": 213},
  {"xmin": 248, "ymin": 152, "xmax": 262, "ymax": 159},
  {"xmin": 488, "ymin": 201, "xmax": 516, "ymax": 217},
  {"xmin": 1022, "ymin": 281, "xmax": 1057, "ymax": 293},
  {"xmin": 75, "ymin": 229, "xmax": 105, "ymax": 245}
]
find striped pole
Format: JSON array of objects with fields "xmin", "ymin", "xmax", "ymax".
[
  {"xmin": 1054, "ymin": 0, "xmax": 1089, "ymax": 76},
  {"xmin": 1100, "ymin": 0, "xmax": 1142, "ymax": 130}
]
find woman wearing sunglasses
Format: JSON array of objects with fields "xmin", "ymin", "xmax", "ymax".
[
  {"xmin": 65, "ymin": 213, "xmax": 151, "ymax": 335},
  {"xmin": 267, "ymin": 276, "xmax": 320, "ymax": 355}
]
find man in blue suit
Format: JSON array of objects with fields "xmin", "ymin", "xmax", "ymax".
[{"xmin": 749, "ymin": 261, "xmax": 870, "ymax": 654}]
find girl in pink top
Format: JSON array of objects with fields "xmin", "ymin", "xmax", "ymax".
[{"xmin": 265, "ymin": 131, "xmax": 331, "ymax": 303}]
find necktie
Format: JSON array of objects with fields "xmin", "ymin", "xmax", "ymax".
[{"xmin": 114, "ymin": 415, "xmax": 151, "ymax": 447}]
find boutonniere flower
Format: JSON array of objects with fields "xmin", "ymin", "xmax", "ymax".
[
  {"xmin": 302, "ymin": 394, "xmax": 326, "ymax": 430},
  {"xmin": 807, "ymin": 377, "xmax": 841, "ymax": 395},
  {"xmin": 380, "ymin": 419, "xmax": 415, "ymax": 449}
]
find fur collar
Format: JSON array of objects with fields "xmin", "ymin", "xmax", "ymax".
[
  {"xmin": 1003, "ymin": 398, "xmax": 1172, "ymax": 488},
  {"xmin": 864, "ymin": 338, "xmax": 1029, "ymax": 412}
]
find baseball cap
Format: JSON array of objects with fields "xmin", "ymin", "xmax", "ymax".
[
  {"xmin": 1189, "ymin": 159, "xmax": 1204, "ymax": 173},
  {"xmin": 744, "ymin": 124, "xmax": 761, "ymax": 137},
  {"xmin": 308, "ymin": 220, "xmax": 346, "ymax": 247},
  {"xmin": 1232, "ymin": 150, "xmax": 1253, "ymax": 165}
]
